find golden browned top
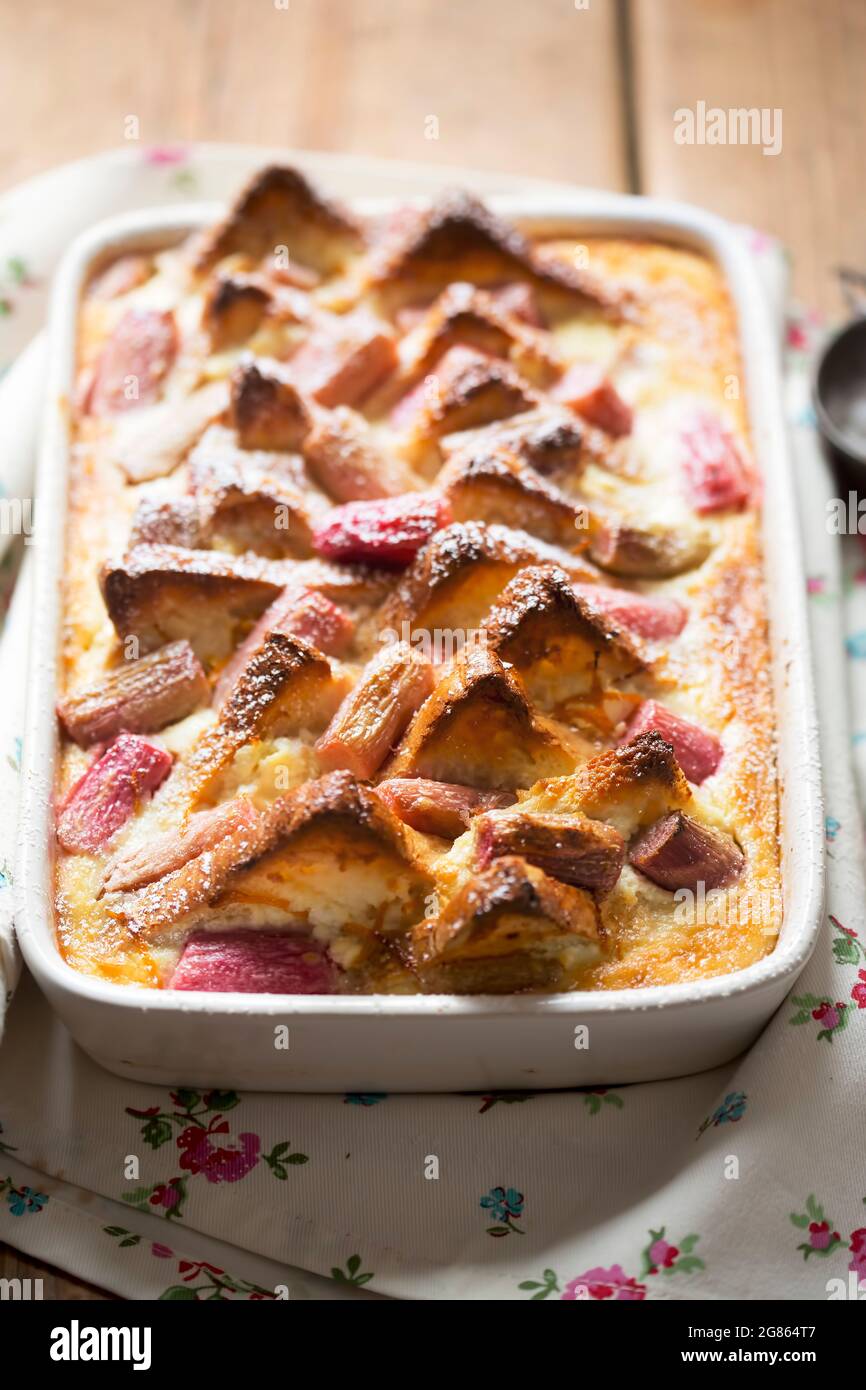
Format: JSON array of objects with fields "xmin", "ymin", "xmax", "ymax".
[{"xmin": 55, "ymin": 165, "xmax": 780, "ymax": 995}]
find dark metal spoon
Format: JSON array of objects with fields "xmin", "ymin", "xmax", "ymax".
[{"xmin": 813, "ymin": 269, "xmax": 866, "ymax": 469}]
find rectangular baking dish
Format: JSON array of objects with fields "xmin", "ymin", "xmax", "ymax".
[{"xmin": 14, "ymin": 191, "xmax": 824, "ymax": 1092}]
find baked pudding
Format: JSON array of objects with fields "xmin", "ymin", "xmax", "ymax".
[{"xmin": 53, "ymin": 167, "xmax": 781, "ymax": 995}]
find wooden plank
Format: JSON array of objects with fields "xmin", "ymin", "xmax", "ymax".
[
  {"xmin": 630, "ymin": 0, "xmax": 866, "ymax": 313},
  {"xmin": 0, "ymin": 0, "xmax": 627, "ymax": 191},
  {"xmin": 0, "ymin": 1240, "xmax": 114, "ymax": 1300}
]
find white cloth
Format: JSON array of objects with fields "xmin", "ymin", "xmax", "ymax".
[{"xmin": 1, "ymin": 149, "xmax": 864, "ymax": 1302}]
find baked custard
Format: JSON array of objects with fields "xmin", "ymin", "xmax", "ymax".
[{"xmin": 54, "ymin": 167, "xmax": 781, "ymax": 994}]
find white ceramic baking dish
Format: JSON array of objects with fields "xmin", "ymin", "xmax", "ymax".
[{"xmin": 14, "ymin": 192, "xmax": 824, "ymax": 1092}]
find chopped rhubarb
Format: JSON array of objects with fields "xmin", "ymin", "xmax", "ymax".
[
  {"xmin": 304, "ymin": 406, "xmax": 419, "ymax": 502},
  {"xmin": 277, "ymin": 587, "xmax": 354, "ymax": 655},
  {"xmin": 286, "ymin": 309, "xmax": 397, "ymax": 407},
  {"xmin": 572, "ymin": 583, "xmax": 686, "ymax": 641},
  {"xmin": 588, "ymin": 518, "xmax": 711, "ymax": 579},
  {"xmin": 680, "ymin": 410, "xmax": 751, "ymax": 513},
  {"xmin": 553, "ymin": 363, "xmax": 632, "ymax": 437},
  {"xmin": 56, "ymin": 734, "xmax": 172, "ymax": 853},
  {"xmin": 102, "ymin": 798, "xmax": 263, "ymax": 895},
  {"xmin": 388, "ymin": 375, "xmax": 435, "ymax": 432},
  {"xmin": 58, "ymin": 640, "xmax": 208, "ymax": 747},
  {"xmin": 315, "ymin": 642, "xmax": 433, "ymax": 779},
  {"xmin": 88, "ymin": 254, "xmax": 152, "ymax": 301},
  {"xmin": 88, "ymin": 309, "xmax": 178, "ymax": 415},
  {"xmin": 629, "ymin": 812, "xmax": 744, "ymax": 891},
  {"xmin": 112, "ymin": 379, "xmax": 230, "ymax": 483},
  {"xmin": 491, "ymin": 282, "xmax": 545, "ymax": 327},
  {"xmin": 170, "ymin": 929, "xmax": 336, "ymax": 994},
  {"xmin": 312, "ymin": 493, "xmax": 450, "ymax": 569},
  {"xmin": 212, "ymin": 585, "xmax": 354, "ymax": 708},
  {"xmin": 621, "ymin": 701, "xmax": 722, "ymax": 784},
  {"xmin": 376, "ymin": 778, "xmax": 516, "ymax": 838},
  {"xmin": 476, "ymin": 809, "xmax": 625, "ymax": 895}
]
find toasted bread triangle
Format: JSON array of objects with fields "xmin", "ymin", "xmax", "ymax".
[
  {"xmin": 196, "ymin": 165, "xmax": 363, "ymax": 275},
  {"xmin": 484, "ymin": 565, "xmax": 645, "ymax": 710},
  {"xmin": 224, "ymin": 772, "xmax": 433, "ymax": 945},
  {"xmin": 520, "ymin": 730, "xmax": 692, "ymax": 835},
  {"xmin": 440, "ymin": 447, "xmax": 584, "ymax": 545},
  {"xmin": 369, "ymin": 189, "xmax": 620, "ymax": 316},
  {"xmin": 185, "ymin": 631, "xmax": 348, "ymax": 805},
  {"xmin": 385, "ymin": 646, "xmax": 577, "ymax": 790},
  {"xmin": 99, "ymin": 544, "xmax": 291, "ymax": 665},
  {"xmin": 413, "ymin": 855, "xmax": 601, "ymax": 993}
]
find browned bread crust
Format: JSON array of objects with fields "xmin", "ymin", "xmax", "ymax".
[
  {"xmin": 369, "ymin": 189, "xmax": 621, "ymax": 315},
  {"xmin": 439, "ymin": 447, "xmax": 584, "ymax": 545},
  {"xmin": 483, "ymin": 565, "xmax": 646, "ymax": 706},
  {"xmin": 230, "ymin": 359, "xmax": 313, "ymax": 451},
  {"xmin": 386, "ymin": 646, "xmax": 577, "ymax": 789},
  {"xmin": 378, "ymin": 520, "xmax": 597, "ymax": 635},
  {"xmin": 99, "ymin": 545, "xmax": 291, "ymax": 663},
  {"xmin": 195, "ymin": 165, "xmax": 364, "ymax": 275},
  {"xmin": 413, "ymin": 856, "xmax": 601, "ymax": 993}
]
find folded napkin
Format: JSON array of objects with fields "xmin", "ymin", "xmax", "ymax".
[
  {"xmin": 0, "ymin": 551, "xmax": 29, "ymax": 1016},
  {"xmin": 1, "ymin": 149, "xmax": 864, "ymax": 1302}
]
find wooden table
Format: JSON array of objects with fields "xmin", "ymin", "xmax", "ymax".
[{"xmin": 0, "ymin": 0, "xmax": 862, "ymax": 1298}]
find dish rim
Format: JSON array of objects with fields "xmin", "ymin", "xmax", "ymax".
[{"xmin": 14, "ymin": 188, "xmax": 825, "ymax": 1021}]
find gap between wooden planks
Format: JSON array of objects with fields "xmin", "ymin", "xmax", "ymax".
[{"xmin": 629, "ymin": 0, "xmax": 866, "ymax": 314}]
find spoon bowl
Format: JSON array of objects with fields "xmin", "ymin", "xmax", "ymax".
[{"xmin": 814, "ymin": 317, "xmax": 866, "ymax": 468}]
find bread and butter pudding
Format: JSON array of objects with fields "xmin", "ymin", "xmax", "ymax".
[{"xmin": 53, "ymin": 166, "xmax": 781, "ymax": 995}]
